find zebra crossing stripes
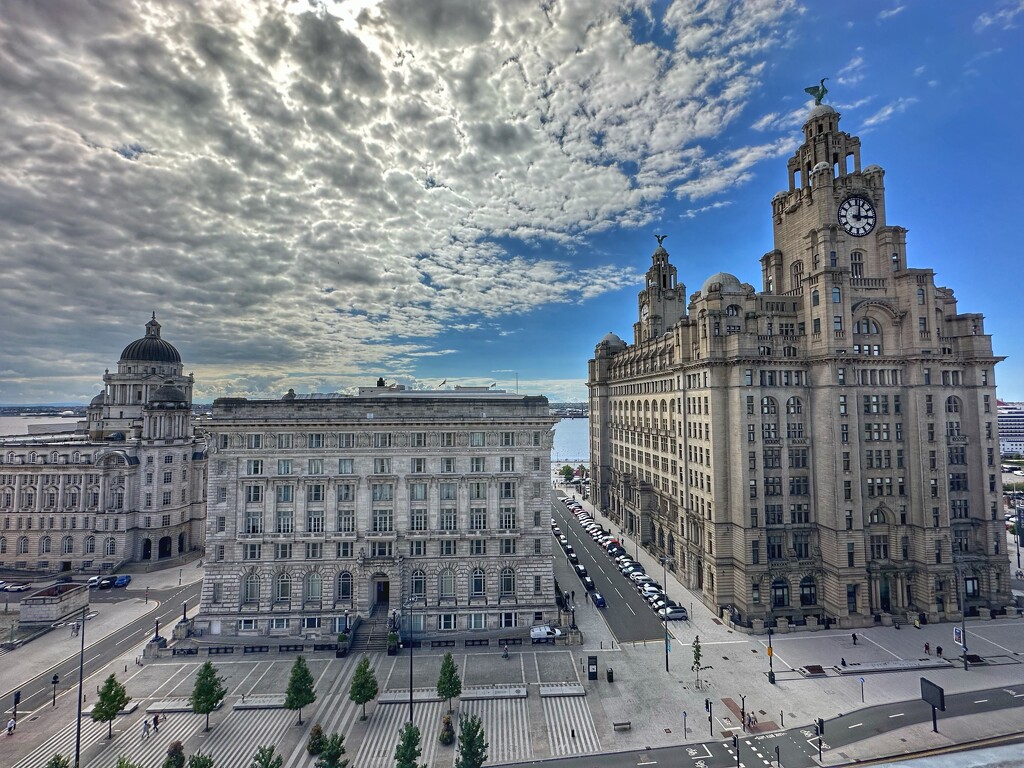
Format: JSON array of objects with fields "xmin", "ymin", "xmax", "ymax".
[
  {"xmin": 85, "ymin": 712, "xmax": 207, "ymax": 768},
  {"xmin": 353, "ymin": 700, "xmax": 447, "ymax": 768},
  {"xmin": 460, "ymin": 698, "xmax": 532, "ymax": 765},
  {"xmin": 12, "ymin": 718, "xmax": 109, "ymax": 768},
  {"xmin": 184, "ymin": 709, "xmax": 296, "ymax": 767},
  {"xmin": 541, "ymin": 696, "xmax": 601, "ymax": 756}
]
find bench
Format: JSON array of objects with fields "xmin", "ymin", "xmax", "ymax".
[
  {"xmin": 172, "ymin": 647, "xmax": 198, "ymax": 656},
  {"xmin": 431, "ymin": 640, "xmax": 456, "ymax": 648},
  {"xmin": 207, "ymin": 646, "xmax": 234, "ymax": 655},
  {"xmin": 613, "ymin": 721, "xmax": 632, "ymax": 731},
  {"xmin": 464, "ymin": 639, "xmax": 489, "ymax": 647},
  {"xmin": 244, "ymin": 645, "xmax": 270, "ymax": 654},
  {"xmin": 278, "ymin": 644, "xmax": 305, "ymax": 653}
]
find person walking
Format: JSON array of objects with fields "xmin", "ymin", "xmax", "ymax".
[
  {"xmin": 936, "ymin": 646, "xmax": 943, "ymax": 658},
  {"xmin": 142, "ymin": 720, "xmax": 150, "ymax": 739},
  {"xmin": 6, "ymin": 717, "xmax": 14, "ymax": 735},
  {"xmin": 502, "ymin": 643, "xmax": 509, "ymax": 659},
  {"xmin": 152, "ymin": 713, "xmax": 159, "ymax": 733},
  {"xmin": 851, "ymin": 632, "xmax": 858, "ymax": 645}
]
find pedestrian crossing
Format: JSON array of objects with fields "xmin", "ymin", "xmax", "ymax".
[
  {"xmin": 12, "ymin": 718, "xmax": 110, "ymax": 768},
  {"xmin": 353, "ymin": 700, "xmax": 448, "ymax": 768},
  {"xmin": 460, "ymin": 698, "xmax": 533, "ymax": 765},
  {"xmin": 542, "ymin": 695, "xmax": 601, "ymax": 755},
  {"xmin": 86, "ymin": 713, "xmax": 206, "ymax": 768}
]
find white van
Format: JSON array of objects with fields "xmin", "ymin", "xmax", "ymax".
[{"xmin": 530, "ymin": 625, "xmax": 563, "ymax": 644}]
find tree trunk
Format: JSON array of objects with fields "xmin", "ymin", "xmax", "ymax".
[
  {"xmin": 205, "ymin": 712, "xmax": 210, "ymax": 732},
  {"xmin": 108, "ymin": 720, "xmax": 113, "ymax": 739},
  {"xmin": 298, "ymin": 708, "xmax": 303, "ymax": 725}
]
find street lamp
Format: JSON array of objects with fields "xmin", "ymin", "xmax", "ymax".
[
  {"xmin": 766, "ymin": 610, "xmax": 776, "ymax": 684},
  {"xmin": 660, "ymin": 557, "xmax": 673, "ymax": 673},
  {"xmin": 404, "ymin": 597, "xmax": 424, "ymax": 726},
  {"xmin": 51, "ymin": 674, "xmax": 59, "ymax": 707},
  {"xmin": 953, "ymin": 550, "xmax": 969, "ymax": 672},
  {"xmin": 73, "ymin": 605, "xmax": 87, "ymax": 768}
]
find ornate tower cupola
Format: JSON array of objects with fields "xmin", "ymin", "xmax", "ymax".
[{"xmin": 634, "ymin": 235, "xmax": 687, "ymax": 344}]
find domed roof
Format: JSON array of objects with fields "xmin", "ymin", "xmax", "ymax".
[
  {"xmin": 120, "ymin": 314, "xmax": 181, "ymax": 364},
  {"xmin": 701, "ymin": 272, "xmax": 744, "ymax": 295},
  {"xmin": 151, "ymin": 380, "xmax": 187, "ymax": 403},
  {"xmin": 807, "ymin": 104, "xmax": 837, "ymax": 120},
  {"xmin": 89, "ymin": 391, "xmax": 106, "ymax": 407},
  {"xmin": 600, "ymin": 331, "xmax": 625, "ymax": 346}
]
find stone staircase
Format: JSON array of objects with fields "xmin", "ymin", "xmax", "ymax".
[{"xmin": 348, "ymin": 604, "xmax": 393, "ymax": 655}]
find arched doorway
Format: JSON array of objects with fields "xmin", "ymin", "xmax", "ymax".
[
  {"xmin": 177, "ymin": 532, "xmax": 186, "ymax": 554},
  {"xmin": 158, "ymin": 536, "xmax": 172, "ymax": 559},
  {"xmin": 371, "ymin": 573, "xmax": 390, "ymax": 611},
  {"xmin": 142, "ymin": 539, "xmax": 152, "ymax": 560}
]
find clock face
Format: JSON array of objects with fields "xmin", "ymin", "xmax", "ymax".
[
  {"xmin": 640, "ymin": 303, "xmax": 649, "ymax": 321},
  {"xmin": 838, "ymin": 196, "xmax": 877, "ymax": 237}
]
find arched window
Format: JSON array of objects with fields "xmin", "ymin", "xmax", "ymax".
[
  {"xmin": 500, "ymin": 568, "xmax": 516, "ymax": 596},
  {"xmin": 304, "ymin": 572, "xmax": 322, "ymax": 602},
  {"xmin": 85, "ymin": 536, "xmax": 95, "ymax": 554},
  {"xmin": 439, "ymin": 569, "xmax": 455, "ymax": 598},
  {"xmin": 786, "ymin": 397, "xmax": 803, "ymax": 415},
  {"xmin": 40, "ymin": 536, "xmax": 51, "ymax": 554},
  {"xmin": 726, "ymin": 304, "xmax": 741, "ymax": 317},
  {"xmin": 275, "ymin": 572, "xmax": 292, "ymax": 602},
  {"xmin": 104, "ymin": 537, "xmax": 116, "ymax": 556},
  {"xmin": 337, "ymin": 571, "xmax": 352, "ymax": 600},
  {"xmin": 471, "ymin": 568, "xmax": 486, "ymax": 597},
  {"xmin": 869, "ymin": 509, "xmax": 887, "ymax": 524},
  {"xmin": 18, "ymin": 536, "xmax": 29, "ymax": 554},
  {"xmin": 243, "ymin": 572, "xmax": 260, "ymax": 603},
  {"xmin": 761, "ymin": 397, "xmax": 778, "ymax": 415},
  {"xmin": 790, "ymin": 261, "xmax": 804, "ymax": 291},
  {"xmin": 946, "ymin": 396, "xmax": 961, "ymax": 414},
  {"xmin": 62, "ymin": 536, "xmax": 74, "ymax": 554},
  {"xmin": 410, "ymin": 570, "xmax": 425, "ymax": 599},
  {"xmin": 917, "ymin": 288, "xmax": 925, "ymax": 305},
  {"xmin": 800, "ymin": 576, "xmax": 818, "ymax": 606},
  {"xmin": 0, "ymin": 537, "xmax": 5, "ymax": 554},
  {"xmin": 811, "ymin": 290, "xmax": 819, "ymax": 306},
  {"xmin": 771, "ymin": 578, "xmax": 790, "ymax": 608}
]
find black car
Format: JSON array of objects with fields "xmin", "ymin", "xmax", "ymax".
[
  {"xmin": 567, "ymin": 552, "xmax": 580, "ymax": 564},
  {"xmin": 98, "ymin": 576, "xmax": 116, "ymax": 590},
  {"xmin": 574, "ymin": 564, "xmax": 588, "ymax": 579},
  {"xmin": 581, "ymin": 576, "xmax": 596, "ymax": 591}
]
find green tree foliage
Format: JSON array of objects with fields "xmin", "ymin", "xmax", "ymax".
[
  {"xmin": 162, "ymin": 741, "xmax": 186, "ymax": 768},
  {"xmin": 187, "ymin": 753, "xmax": 215, "ymax": 768},
  {"xmin": 115, "ymin": 758, "xmax": 144, "ymax": 768},
  {"xmin": 438, "ymin": 714, "xmax": 455, "ymax": 745},
  {"xmin": 284, "ymin": 655, "xmax": 317, "ymax": 725},
  {"xmin": 348, "ymin": 655, "xmax": 379, "ymax": 720},
  {"xmin": 394, "ymin": 722, "xmax": 423, "ymax": 768},
  {"xmin": 691, "ymin": 634, "xmax": 704, "ymax": 686},
  {"xmin": 307, "ymin": 723, "xmax": 326, "ymax": 755},
  {"xmin": 560, "ymin": 465, "xmax": 574, "ymax": 483},
  {"xmin": 436, "ymin": 652, "xmax": 462, "ymax": 713},
  {"xmin": 43, "ymin": 755, "xmax": 70, "ymax": 768},
  {"xmin": 454, "ymin": 714, "xmax": 489, "ymax": 768},
  {"xmin": 91, "ymin": 673, "xmax": 131, "ymax": 739},
  {"xmin": 313, "ymin": 733, "xmax": 349, "ymax": 768},
  {"xmin": 248, "ymin": 746, "xmax": 283, "ymax": 768},
  {"xmin": 190, "ymin": 661, "xmax": 228, "ymax": 732}
]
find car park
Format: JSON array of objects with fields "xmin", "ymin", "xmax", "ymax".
[
  {"xmin": 530, "ymin": 625, "xmax": 563, "ymax": 643},
  {"xmin": 659, "ymin": 606, "xmax": 689, "ymax": 621},
  {"xmin": 580, "ymin": 576, "xmax": 595, "ymax": 591},
  {"xmin": 591, "ymin": 592, "xmax": 607, "ymax": 608},
  {"xmin": 114, "ymin": 574, "xmax": 132, "ymax": 587}
]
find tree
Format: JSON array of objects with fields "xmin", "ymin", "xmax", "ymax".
[
  {"xmin": 190, "ymin": 661, "xmax": 227, "ymax": 732},
  {"xmin": 394, "ymin": 722, "xmax": 423, "ymax": 768},
  {"xmin": 560, "ymin": 464, "xmax": 574, "ymax": 483},
  {"xmin": 436, "ymin": 652, "xmax": 462, "ymax": 713},
  {"xmin": 187, "ymin": 753, "xmax": 215, "ymax": 768},
  {"xmin": 115, "ymin": 758, "xmax": 144, "ymax": 768},
  {"xmin": 44, "ymin": 756, "xmax": 70, "ymax": 768},
  {"xmin": 691, "ymin": 634, "xmax": 704, "ymax": 687},
  {"xmin": 284, "ymin": 655, "xmax": 317, "ymax": 725},
  {"xmin": 455, "ymin": 714, "xmax": 489, "ymax": 768},
  {"xmin": 92, "ymin": 673, "xmax": 131, "ymax": 739},
  {"xmin": 438, "ymin": 714, "xmax": 455, "ymax": 746},
  {"xmin": 307, "ymin": 723, "xmax": 326, "ymax": 755},
  {"xmin": 348, "ymin": 655, "xmax": 379, "ymax": 720},
  {"xmin": 248, "ymin": 746, "xmax": 283, "ymax": 768},
  {"xmin": 313, "ymin": 733, "xmax": 349, "ymax": 768},
  {"xmin": 163, "ymin": 741, "xmax": 186, "ymax": 768}
]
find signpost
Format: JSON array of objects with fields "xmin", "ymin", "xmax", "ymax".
[
  {"xmin": 920, "ymin": 677, "xmax": 946, "ymax": 733},
  {"xmin": 953, "ymin": 626, "xmax": 963, "ymax": 646}
]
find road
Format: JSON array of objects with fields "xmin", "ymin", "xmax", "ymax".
[
  {"xmin": 551, "ymin": 492, "xmax": 666, "ymax": 643},
  {"xmin": 1, "ymin": 581, "xmax": 202, "ymax": 721}
]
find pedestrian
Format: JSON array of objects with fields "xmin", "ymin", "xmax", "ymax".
[
  {"xmin": 841, "ymin": 657, "xmax": 847, "ymax": 667},
  {"xmin": 936, "ymin": 646, "xmax": 943, "ymax": 658},
  {"xmin": 142, "ymin": 720, "xmax": 150, "ymax": 739},
  {"xmin": 924, "ymin": 642, "xmax": 930, "ymax": 655},
  {"xmin": 851, "ymin": 632, "xmax": 857, "ymax": 645},
  {"xmin": 6, "ymin": 717, "xmax": 14, "ymax": 735},
  {"xmin": 753, "ymin": 714, "xmax": 758, "ymax": 726},
  {"xmin": 152, "ymin": 714, "xmax": 159, "ymax": 733},
  {"xmin": 502, "ymin": 643, "xmax": 509, "ymax": 659}
]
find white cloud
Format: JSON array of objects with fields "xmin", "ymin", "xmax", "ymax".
[
  {"xmin": 877, "ymin": 6, "xmax": 905, "ymax": 21},
  {"xmin": 836, "ymin": 53, "xmax": 866, "ymax": 86},
  {"xmin": 860, "ymin": 97, "xmax": 918, "ymax": 129},
  {"xmin": 975, "ymin": 1, "xmax": 1024, "ymax": 32}
]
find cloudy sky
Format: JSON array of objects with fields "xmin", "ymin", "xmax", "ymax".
[{"xmin": 1, "ymin": 0, "xmax": 1022, "ymax": 404}]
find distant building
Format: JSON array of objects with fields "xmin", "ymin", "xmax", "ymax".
[
  {"xmin": 589, "ymin": 104, "xmax": 1009, "ymax": 628},
  {"xmin": 0, "ymin": 316, "xmax": 207, "ymax": 574},
  {"xmin": 196, "ymin": 383, "xmax": 557, "ymax": 639},
  {"xmin": 997, "ymin": 402, "xmax": 1024, "ymax": 456}
]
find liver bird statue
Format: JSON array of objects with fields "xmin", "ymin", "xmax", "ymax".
[{"xmin": 804, "ymin": 78, "xmax": 828, "ymax": 106}]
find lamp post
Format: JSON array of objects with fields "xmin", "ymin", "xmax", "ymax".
[
  {"xmin": 51, "ymin": 674, "xmax": 59, "ymax": 707},
  {"xmin": 1015, "ymin": 506, "xmax": 1022, "ymax": 570},
  {"xmin": 404, "ymin": 597, "xmax": 423, "ymax": 726},
  {"xmin": 766, "ymin": 610, "xmax": 776, "ymax": 684},
  {"xmin": 661, "ymin": 557, "xmax": 673, "ymax": 673},
  {"xmin": 954, "ymin": 551, "xmax": 969, "ymax": 671},
  {"xmin": 73, "ymin": 605, "xmax": 86, "ymax": 768}
]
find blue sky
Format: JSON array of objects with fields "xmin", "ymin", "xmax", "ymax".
[{"xmin": 1, "ymin": 0, "xmax": 1022, "ymax": 404}]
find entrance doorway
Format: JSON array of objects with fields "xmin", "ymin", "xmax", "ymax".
[
  {"xmin": 158, "ymin": 536, "xmax": 172, "ymax": 559},
  {"xmin": 375, "ymin": 579, "xmax": 390, "ymax": 607},
  {"xmin": 880, "ymin": 577, "xmax": 892, "ymax": 613},
  {"xmin": 142, "ymin": 539, "xmax": 152, "ymax": 560}
]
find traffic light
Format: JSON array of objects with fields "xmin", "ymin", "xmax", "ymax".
[
  {"xmin": 817, "ymin": 717, "xmax": 825, "ymax": 735},
  {"xmin": 12, "ymin": 691, "xmax": 20, "ymax": 706},
  {"xmin": 705, "ymin": 698, "xmax": 710, "ymax": 712},
  {"xmin": 732, "ymin": 734, "xmax": 739, "ymax": 749}
]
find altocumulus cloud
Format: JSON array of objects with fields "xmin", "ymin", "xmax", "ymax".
[{"xmin": 0, "ymin": 0, "xmax": 797, "ymax": 402}]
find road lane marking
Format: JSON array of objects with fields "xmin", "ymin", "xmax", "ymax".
[
  {"xmin": 888, "ymin": 713, "xmax": 905, "ymax": 718},
  {"xmin": 848, "ymin": 723, "xmax": 863, "ymax": 729},
  {"xmin": 974, "ymin": 699, "xmax": 989, "ymax": 703}
]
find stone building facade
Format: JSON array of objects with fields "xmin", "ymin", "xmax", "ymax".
[
  {"xmin": 0, "ymin": 316, "xmax": 207, "ymax": 574},
  {"xmin": 195, "ymin": 384, "xmax": 557, "ymax": 639},
  {"xmin": 589, "ymin": 104, "xmax": 1010, "ymax": 629}
]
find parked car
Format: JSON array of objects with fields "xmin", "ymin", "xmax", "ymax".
[
  {"xmin": 659, "ymin": 606, "xmax": 689, "ymax": 621},
  {"xmin": 5, "ymin": 583, "xmax": 30, "ymax": 592},
  {"xmin": 552, "ymin": 525, "xmax": 561, "ymax": 535},
  {"xmin": 650, "ymin": 597, "xmax": 678, "ymax": 613},
  {"xmin": 530, "ymin": 625, "xmax": 563, "ymax": 643},
  {"xmin": 638, "ymin": 581, "xmax": 662, "ymax": 595},
  {"xmin": 580, "ymin": 576, "xmax": 596, "ymax": 591},
  {"xmin": 630, "ymin": 573, "xmax": 654, "ymax": 585},
  {"xmin": 567, "ymin": 552, "xmax": 580, "ymax": 564},
  {"xmin": 574, "ymin": 564, "xmax": 589, "ymax": 579},
  {"xmin": 114, "ymin": 574, "xmax": 132, "ymax": 587},
  {"xmin": 98, "ymin": 576, "xmax": 116, "ymax": 590},
  {"xmin": 87, "ymin": 576, "xmax": 101, "ymax": 588},
  {"xmin": 591, "ymin": 592, "xmax": 607, "ymax": 608}
]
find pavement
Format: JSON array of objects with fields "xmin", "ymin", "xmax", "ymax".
[{"xmin": 1, "ymin": 507, "xmax": 1023, "ymax": 767}]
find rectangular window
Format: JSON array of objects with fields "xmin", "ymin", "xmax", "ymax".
[
  {"xmin": 243, "ymin": 543, "xmax": 261, "ymax": 560},
  {"xmin": 338, "ymin": 458, "xmax": 354, "ymax": 474},
  {"xmin": 372, "ymin": 458, "xmax": 392, "ymax": 474},
  {"xmin": 469, "ymin": 508, "xmax": 486, "ymax": 530},
  {"xmin": 278, "ymin": 433, "xmax": 293, "ymax": 449},
  {"xmin": 337, "ymin": 484, "xmax": 354, "ymax": 502},
  {"xmin": 277, "ymin": 459, "xmax": 291, "ymax": 475},
  {"xmin": 410, "ymin": 509, "xmax": 427, "ymax": 531},
  {"xmin": 305, "ymin": 542, "xmax": 322, "ymax": 559},
  {"xmin": 306, "ymin": 484, "xmax": 324, "ymax": 502},
  {"xmin": 751, "ymin": 540, "xmax": 760, "ymax": 564},
  {"xmin": 439, "ymin": 539, "xmax": 456, "ymax": 556},
  {"xmin": 373, "ymin": 432, "xmax": 392, "ymax": 448},
  {"xmin": 440, "ymin": 508, "xmax": 457, "ymax": 530},
  {"xmin": 442, "ymin": 458, "xmax": 456, "ymax": 473},
  {"xmin": 409, "ymin": 540, "xmax": 425, "ymax": 557},
  {"xmin": 470, "ymin": 431, "xmax": 485, "ymax": 447},
  {"xmin": 275, "ymin": 543, "xmax": 292, "ymax": 560},
  {"xmin": 244, "ymin": 485, "xmax": 263, "ymax": 504},
  {"xmin": 307, "ymin": 458, "xmax": 324, "ymax": 475},
  {"xmin": 410, "ymin": 432, "xmax": 426, "ymax": 448},
  {"xmin": 470, "ymin": 539, "xmax": 486, "ymax": 556},
  {"xmin": 411, "ymin": 458, "xmax": 426, "ymax": 473},
  {"xmin": 501, "ymin": 431, "xmax": 515, "ymax": 446},
  {"xmin": 470, "ymin": 457, "xmax": 485, "ymax": 473},
  {"xmin": 247, "ymin": 434, "xmax": 262, "ymax": 449},
  {"xmin": 500, "ymin": 538, "xmax": 516, "ymax": 555},
  {"xmin": 441, "ymin": 432, "xmax": 456, "ymax": 447},
  {"xmin": 308, "ymin": 433, "xmax": 324, "ymax": 448}
]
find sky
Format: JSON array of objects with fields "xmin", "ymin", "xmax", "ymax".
[{"xmin": 1, "ymin": 0, "xmax": 1023, "ymax": 405}]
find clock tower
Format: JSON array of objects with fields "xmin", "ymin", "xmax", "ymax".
[{"xmin": 633, "ymin": 236, "xmax": 686, "ymax": 344}]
